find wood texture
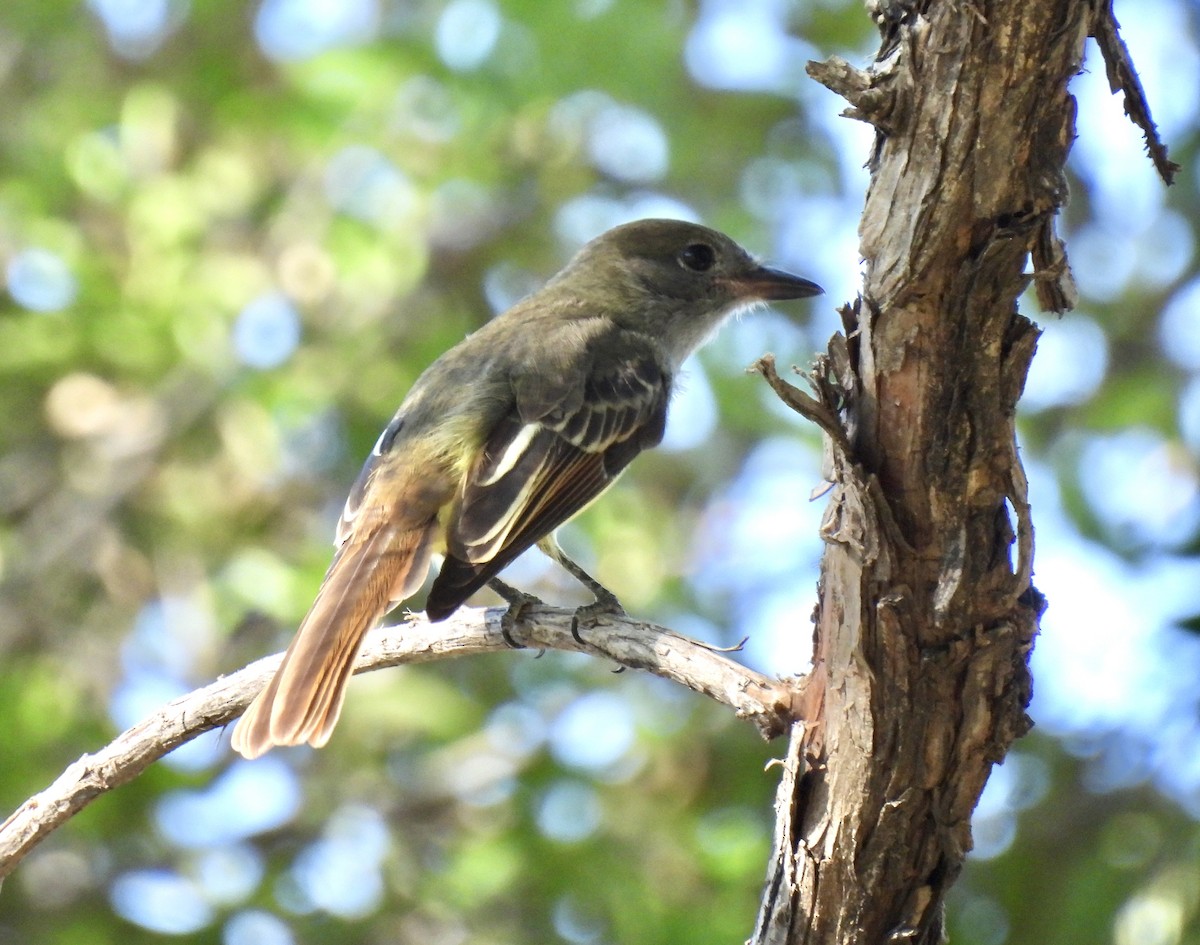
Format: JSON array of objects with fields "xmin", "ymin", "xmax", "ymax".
[{"xmin": 753, "ymin": 2, "xmax": 1114, "ymax": 941}]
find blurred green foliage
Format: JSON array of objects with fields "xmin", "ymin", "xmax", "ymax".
[{"xmin": 2, "ymin": 1, "xmax": 1200, "ymax": 944}]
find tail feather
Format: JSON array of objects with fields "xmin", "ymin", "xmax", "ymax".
[{"xmin": 231, "ymin": 522, "xmax": 435, "ymax": 759}]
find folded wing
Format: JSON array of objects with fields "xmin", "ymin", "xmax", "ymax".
[{"xmin": 425, "ymin": 339, "xmax": 669, "ymax": 620}]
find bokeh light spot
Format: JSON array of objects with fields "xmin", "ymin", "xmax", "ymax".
[
  {"xmin": 1114, "ymin": 892, "xmax": 1185, "ymax": 945},
  {"xmin": 586, "ymin": 104, "xmax": 669, "ymax": 183},
  {"xmin": 1022, "ymin": 314, "xmax": 1108, "ymax": 411},
  {"xmin": 224, "ymin": 910, "xmax": 295, "ymax": 945},
  {"xmin": 1177, "ymin": 377, "xmax": 1200, "ymax": 455},
  {"xmin": 44, "ymin": 373, "xmax": 122, "ymax": 439},
  {"xmin": 485, "ymin": 701, "xmax": 548, "ymax": 758},
  {"xmin": 323, "ymin": 146, "xmax": 418, "ymax": 227},
  {"xmin": 549, "ymin": 691, "xmax": 635, "ymax": 771},
  {"xmin": 1078, "ymin": 429, "xmax": 1200, "ymax": 549},
  {"xmin": 66, "ymin": 130, "xmax": 129, "ymax": 200},
  {"xmin": 156, "ymin": 756, "xmax": 302, "ymax": 845},
  {"xmin": 87, "ymin": 0, "xmax": 185, "ymax": 59},
  {"xmin": 553, "ymin": 895, "xmax": 606, "ymax": 944},
  {"xmin": 6, "ymin": 249, "xmax": 77, "ymax": 312},
  {"xmin": 686, "ymin": 0, "xmax": 806, "ymax": 92},
  {"xmin": 196, "ymin": 845, "xmax": 265, "ymax": 904},
  {"xmin": 290, "ymin": 805, "xmax": 390, "ymax": 918},
  {"xmin": 1159, "ymin": 275, "xmax": 1200, "ymax": 370},
  {"xmin": 233, "ymin": 293, "xmax": 301, "ymax": 369},
  {"xmin": 277, "ymin": 242, "xmax": 336, "ymax": 305},
  {"xmin": 435, "ymin": 0, "xmax": 501, "ymax": 71},
  {"xmin": 221, "ymin": 549, "xmax": 299, "ymax": 616},
  {"xmin": 536, "ymin": 780, "xmax": 602, "ymax": 843},
  {"xmin": 1137, "ymin": 209, "xmax": 1195, "ymax": 288},
  {"xmin": 17, "ymin": 849, "xmax": 93, "ymax": 910},
  {"xmin": 110, "ymin": 870, "xmax": 213, "ymax": 935},
  {"xmin": 255, "ymin": 0, "xmax": 379, "ymax": 61},
  {"xmin": 392, "ymin": 76, "xmax": 461, "ymax": 143},
  {"xmin": 1070, "ymin": 223, "xmax": 1138, "ymax": 300}
]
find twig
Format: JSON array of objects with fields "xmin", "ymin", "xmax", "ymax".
[
  {"xmin": 1091, "ymin": 0, "xmax": 1179, "ymax": 185},
  {"xmin": 805, "ymin": 56, "xmax": 899, "ymax": 133},
  {"xmin": 0, "ymin": 606, "xmax": 798, "ymax": 880},
  {"xmin": 751, "ymin": 354, "xmax": 852, "ymax": 459}
]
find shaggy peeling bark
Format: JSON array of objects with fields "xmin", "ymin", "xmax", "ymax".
[{"xmin": 751, "ymin": 3, "xmax": 1172, "ymax": 943}]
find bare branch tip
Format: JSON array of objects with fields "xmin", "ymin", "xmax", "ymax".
[
  {"xmin": 1092, "ymin": 3, "xmax": 1178, "ymax": 186},
  {"xmin": 697, "ymin": 635, "xmax": 750, "ymax": 654},
  {"xmin": 750, "ymin": 353, "xmax": 778, "ymax": 378}
]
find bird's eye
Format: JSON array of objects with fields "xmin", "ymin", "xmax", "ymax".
[{"xmin": 678, "ymin": 243, "xmax": 716, "ymax": 272}]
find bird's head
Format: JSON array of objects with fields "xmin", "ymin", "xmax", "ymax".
[{"xmin": 556, "ymin": 218, "xmax": 823, "ymax": 365}]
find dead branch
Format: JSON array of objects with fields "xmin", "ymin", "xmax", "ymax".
[{"xmin": 0, "ymin": 605, "xmax": 797, "ymax": 882}]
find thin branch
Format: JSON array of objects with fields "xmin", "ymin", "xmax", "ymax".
[
  {"xmin": 0, "ymin": 605, "xmax": 798, "ymax": 881},
  {"xmin": 805, "ymin": 56, "xmax": 899, "ymax": 132},
  {"xmin": 751, "ymin": 355, "xmax": 851, "ymax": 460},
  {"xmin": 1091, "ymin": 0, "xmax": 1179, "ymax": 185}
]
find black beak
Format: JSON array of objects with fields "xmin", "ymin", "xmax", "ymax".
[{"xmin": 729, "ymin": 265, "xmax": 824, "ymax": 301}]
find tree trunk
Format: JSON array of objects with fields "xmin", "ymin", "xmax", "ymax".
[{"xmin": 748, "ymin": 2, "xmax": 1145, "ymax": 941}]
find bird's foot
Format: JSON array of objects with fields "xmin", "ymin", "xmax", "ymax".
[
  {"xmin": 488, "ymin": 577, "xmax": 543, "ymax": 648},
  {"xmin": 532, "ymin": 535, "xmax": 626, "ymax": 645},
  {"xmin": 569, "ymin": 590, "xmax": 626, "ymax": 646}
]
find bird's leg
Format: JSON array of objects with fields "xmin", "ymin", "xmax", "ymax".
[
  {"xmin": 536, "ymin": 535, "xmax": 625, "ymax": 644},
  {"xmin": 486, "ymin": 577, "xmax": 542, "ymax": 648}
]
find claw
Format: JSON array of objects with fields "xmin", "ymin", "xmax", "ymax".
[
  {"xmin": 488, "ymin": 577, "xmax": 543, "ymax": 649},
  {"xmin": 500, "ymin": 609, "xmax": 525, "ymax": 649},
  {"xmin": 568, "ymin": 593, "xmax": 626, "ymax": 646}
]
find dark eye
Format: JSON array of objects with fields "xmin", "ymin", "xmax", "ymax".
[{"xmin": 678, "ymin": 243, "xmax": 716, "ymax": 272}]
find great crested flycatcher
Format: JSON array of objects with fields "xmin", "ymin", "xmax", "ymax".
[{"xmin": 231, "ymin": 218, "xmax": 822, "ymax": 759}]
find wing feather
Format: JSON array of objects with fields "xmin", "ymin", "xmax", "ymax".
[
  {"xmin": 231, "ymin": 515, "xmax": 437, "ymax": 758},
  {"xmin": 424, "ymin": 343, "xmax": 669, "ymax": 621}
]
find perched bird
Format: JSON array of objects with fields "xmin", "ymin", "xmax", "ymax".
[{"xmin": 231, "ymin": 218, "xmax": 822, "ymax": 759}]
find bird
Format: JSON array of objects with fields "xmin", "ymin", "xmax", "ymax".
[{"xmin": 230, "ymin": 218, "xmax": 822, "ymax": 759}]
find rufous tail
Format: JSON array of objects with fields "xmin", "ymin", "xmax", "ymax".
[{"xmin": 231, "ymin": 522, "xmax": 435, "ymax": 759}]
